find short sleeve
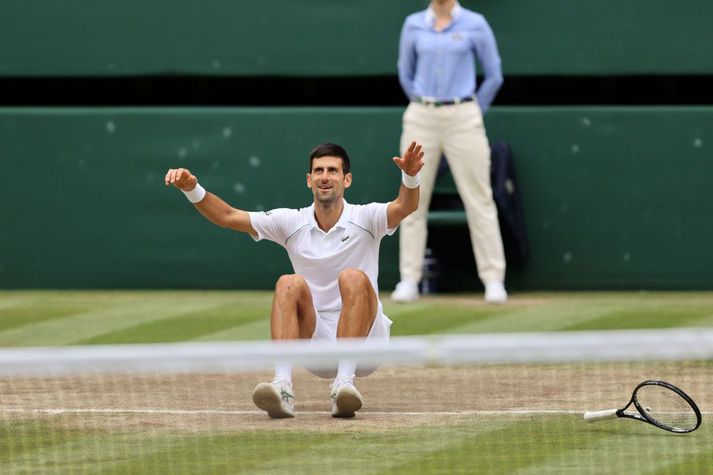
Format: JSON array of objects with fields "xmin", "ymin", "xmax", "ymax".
[
  {"xmin": 363, "ymin": 202, "xmax": 398, "ymax": 239},
  {"xmin": 248, "ymin": 208, "xmax": 302, "ymax": 245}
]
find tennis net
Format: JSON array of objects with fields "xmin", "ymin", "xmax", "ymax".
[{"xmin": 1, "ymin": 328, "xmax": 712, "ymax": 474}]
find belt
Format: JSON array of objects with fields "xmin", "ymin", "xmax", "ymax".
[{"xmin": 414, "ymin": 96, "xmax": 474, "ymax": 107}]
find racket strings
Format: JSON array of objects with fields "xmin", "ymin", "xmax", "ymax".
[{"xmin": 635, "ymin": 385, "xmax": 698, "ymax": 431}]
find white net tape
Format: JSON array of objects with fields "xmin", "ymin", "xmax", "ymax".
[{"xmin": 1, "ymin": 328, "xmax": 712, "ymax": 376}]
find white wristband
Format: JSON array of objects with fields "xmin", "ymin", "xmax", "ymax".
[
  {"xmin": 402, "ymin": 171, "xmax": 420, "ymax": 189},
  {"xmin": 182, "ymin": 183, "xmax": 207, "ymax": 203}
]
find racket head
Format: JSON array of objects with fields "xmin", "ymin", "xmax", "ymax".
[{"xmin": 632, "ymin": 380, "xmax": 702, "ymax": 433}]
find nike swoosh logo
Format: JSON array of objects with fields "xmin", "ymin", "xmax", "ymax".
[{"xmin": 341, "ymin": 236, "xmax": 350, "ymax": 242}]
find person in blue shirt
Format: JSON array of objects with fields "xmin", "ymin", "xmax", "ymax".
[{"xmin": 391, "ymin": 0, "xmax": 508, "ymax": 304}]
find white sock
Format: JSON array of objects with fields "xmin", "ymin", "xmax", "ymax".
[
  {"xmin": 335, "ymin": 360, "xmax": 356, "ymax": 384},
  {"xmin": 274, "ymin": 362, "xmax": 292, "ymax": 385}
]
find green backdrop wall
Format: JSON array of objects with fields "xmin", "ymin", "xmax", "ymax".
[
  {"xmin": 1, "ymin": 107, "xmax": 711, "ymax": 290},
  {"xmin": 1, "ymin": 0, "xmax": 712, "ymax": 76}
]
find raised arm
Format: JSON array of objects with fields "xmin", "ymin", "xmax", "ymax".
[
  {"xmin": 165, "ymin": 168, "xmax": 256, "ymax": 235},
  {"xmin": 387, "ymin": 141, "xmax": 425, "ymax": 229}
]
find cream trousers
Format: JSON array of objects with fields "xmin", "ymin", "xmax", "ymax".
[{"xmin": 399, "ymin": 101, "xmax": 506, "ymax": 284}]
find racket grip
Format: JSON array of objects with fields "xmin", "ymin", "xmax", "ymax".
[{"xmin": 583, "ymin": 409, "xmax": 619, "ymax": 422}]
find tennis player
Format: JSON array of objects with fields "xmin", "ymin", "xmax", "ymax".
[{"xmin": 165, "ymin": 141, "xmax": 424, "ymax": 418}]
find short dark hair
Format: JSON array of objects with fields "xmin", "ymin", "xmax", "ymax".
[{"xmin": 309, "ymin": 143, "xmax": 351, "ymax": 174}]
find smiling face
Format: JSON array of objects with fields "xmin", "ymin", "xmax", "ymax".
[{"xmin": 306, "ymin": 155, "xmax": 352, "ymax": 206}]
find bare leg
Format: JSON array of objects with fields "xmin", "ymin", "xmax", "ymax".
[
  {"xmin": 330, "ymin": 269, "xmax": 376, "ymax": 418},
  {"xmin": 268, "ymin": 275, "xmax": 315, "ymax": 394},
  {"xmin": 336, "ymin": 268, "xmax": 378, "ymax": 338},
  {"xmin": 271, "ymin": 274, "xmax": 316, "ymax": 340},
  {"xmin": 254, "ymin": 275, "xmax": 317, "ymax": 418}
]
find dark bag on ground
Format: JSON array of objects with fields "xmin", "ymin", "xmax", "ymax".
[{"xmin": 489, "ymin": 141, "xmax": 530, "ymax": 265}]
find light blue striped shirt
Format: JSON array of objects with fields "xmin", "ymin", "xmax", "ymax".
[{"xmin": 397, "ymin": 3, "xmax": 503, "ymax": 113}]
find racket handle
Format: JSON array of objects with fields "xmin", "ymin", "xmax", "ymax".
[{"xmin": 583, "ymin": 409, "xmax": 619, "ymax": 422}]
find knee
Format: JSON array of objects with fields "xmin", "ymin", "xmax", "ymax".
[
  {"xmin": 338, "ymin": 268, "xmax": 371, "ymax": 295},
  {"xmin": 274, "ymin": 274, "xmax": 308, "ymax": 298}
]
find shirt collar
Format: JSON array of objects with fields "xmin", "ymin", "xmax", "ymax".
[
  {"xmin": 308, "ymin": 199, "xmax": 351, "ymax": 232},
  {"xmin": 424, "ymin": 1, "xmax": 463, "ymax": 25}
]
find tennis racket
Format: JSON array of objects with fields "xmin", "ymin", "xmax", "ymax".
[{"xmin": 583, "ymin": 380, "xmax": 701, "ymax": 433}]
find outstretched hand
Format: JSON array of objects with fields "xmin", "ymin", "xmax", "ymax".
[
  {"xmin": 392, "ymin": 141, "xmax": 425, "ymax": 177},
  {"xmin": 164, "ymin": 168, "xmax": 198, "ymax": 191}
]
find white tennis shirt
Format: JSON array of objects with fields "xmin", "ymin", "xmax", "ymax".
[{"xmin": 249, "ymin": 200, "xmax": 397, "ymax": 313}]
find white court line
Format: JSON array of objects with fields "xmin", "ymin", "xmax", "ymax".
[
  {"xmin": 4, "ymin": 408, "xmax": 711, "ymax": 416},
  {"xmin": 3, "ymin": 408, "xmax": 581, "ymax": 416}
]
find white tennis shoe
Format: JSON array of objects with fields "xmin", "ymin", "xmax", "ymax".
[
  {"xmin": 485, "ymin": 281, "xmax": 508, "ymax": 304},
  {"xmin": 252, "ymin": 379, "xmax": 295, "ymax": 418},
  {"xmin": 330, "ymin": 378, "xmax": 363, "ymax": 418},
  {"xmin": 391, "ymin": 279, "xmax": 419, "ymax": 302}
]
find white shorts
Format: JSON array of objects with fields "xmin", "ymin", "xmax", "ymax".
[{"xmin": 307, "ymin": 303, "xmax": 392, "ymax": 378}]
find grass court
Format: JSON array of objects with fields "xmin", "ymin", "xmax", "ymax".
[{"xmin": 1, "ymin": 290, "xmax": 712, "ymax": 474}]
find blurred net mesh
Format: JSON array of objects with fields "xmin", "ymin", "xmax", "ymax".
[{"xmin": 1, "ymin": 329, "xmax": 712, "ymax": 474}]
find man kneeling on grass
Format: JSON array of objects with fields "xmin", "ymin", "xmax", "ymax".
[{"xmin": 165, "ymin": 141, "xmax": 424, "ymax": 418}]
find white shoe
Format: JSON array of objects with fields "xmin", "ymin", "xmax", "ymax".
[
  {"xmin": 485, "ymin": 281, "xmax": 508, "ymax": 304},
  {"xmin": 391, "ymin": 280, "xmax": 419, "ymax": 303},
  {"xmin": 330, "ymin": 379, "xmax": 363, "ymax": 418},
  {"xmin": 252, "ymin": 379, "xmax": 295, "ymax": 418}
]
